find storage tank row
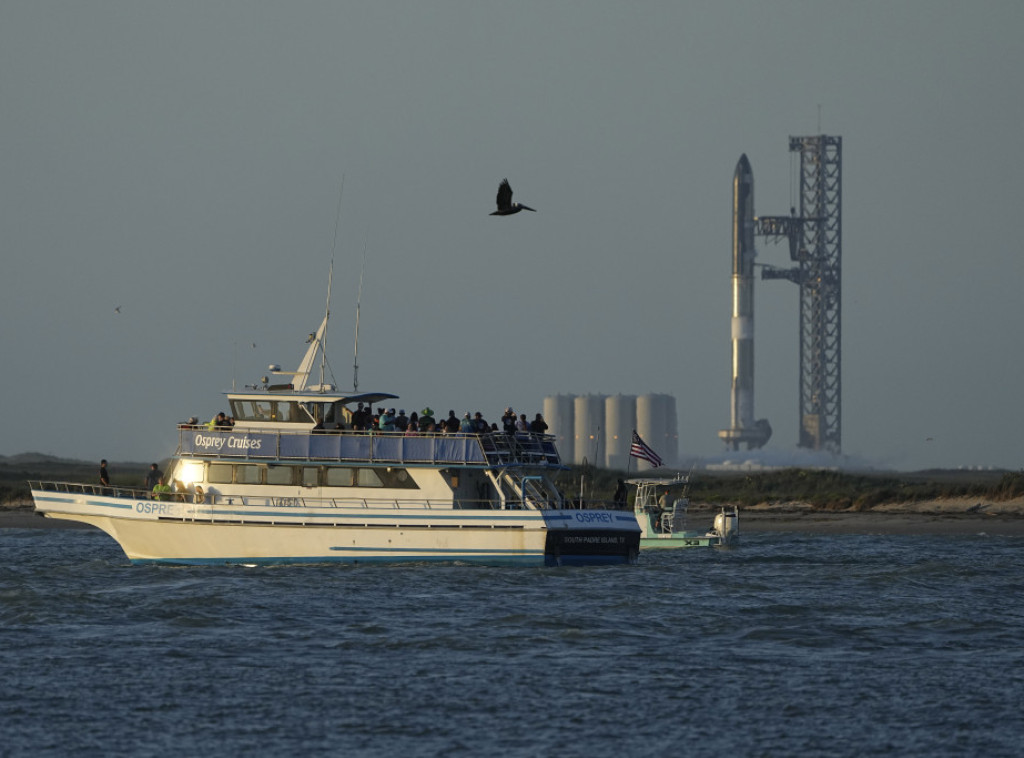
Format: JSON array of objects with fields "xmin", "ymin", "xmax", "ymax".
[{"xmin": 542, "ymin": 394, "xmax": 678, "ymax": 470}]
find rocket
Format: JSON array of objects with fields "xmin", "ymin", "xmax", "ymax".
[{"xmin": 719, "ymin": 154, "xmax": 771, "ymax": 450}]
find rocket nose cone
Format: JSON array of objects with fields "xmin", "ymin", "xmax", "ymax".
[{"xmin": 735, "ymin": 153, "xmax": 752, "ymax": 177}]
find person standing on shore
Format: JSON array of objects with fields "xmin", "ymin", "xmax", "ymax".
[{"xmin": 99, "ymin": 460, "xmax": 110, "ymax": 487}]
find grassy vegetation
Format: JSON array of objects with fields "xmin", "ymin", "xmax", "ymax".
[
  {"xmin": 554, "ymin": 465, "xmax": 1024, "ymax": 510},
  {"xmin": 0, "ymin": 455, "xmax": 150, "ymax": 505},
  {"xmin": 4, "ymin": 454, "xmax": 1022, "ymax": 510}
]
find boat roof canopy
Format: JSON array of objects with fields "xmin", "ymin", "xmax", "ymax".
[{"xmin": 226, "ymin": 390, "xmax": 400, "ymax": 406}]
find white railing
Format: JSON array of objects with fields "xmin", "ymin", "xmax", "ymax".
[
  {"xmin": 175, "ymin": 427, "xmax": 562, "ymax": 467},
  {"xmin": 29, "ymin": 481, "xmax": 522, "ymax": 512}
]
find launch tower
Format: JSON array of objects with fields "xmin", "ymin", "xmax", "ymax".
[{"xmin": 758, "ymin": 135, "xmax": 843, "ymax": 454}]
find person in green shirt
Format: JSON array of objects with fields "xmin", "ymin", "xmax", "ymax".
[{"xmin": 152, "ymin": 477, "xmax": 172, "ymax": 501}]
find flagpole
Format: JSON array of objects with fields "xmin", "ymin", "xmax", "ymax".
[{"xmin": 625, "ymin": 440, "xmax": 634, "ymax": 510}]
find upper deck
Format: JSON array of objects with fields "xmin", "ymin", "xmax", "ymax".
[{"xmin": 177, "ymin": 426, "xmax": 563, "ymax": 468}]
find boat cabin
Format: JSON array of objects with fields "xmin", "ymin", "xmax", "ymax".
[{"xmin": 226, "ymin": 390, "xmax": 399, "ymax": 430}]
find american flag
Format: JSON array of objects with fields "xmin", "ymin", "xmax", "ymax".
[{"xmin": 629, "ymin": 430, "xmax": 663, "ymax": 468}]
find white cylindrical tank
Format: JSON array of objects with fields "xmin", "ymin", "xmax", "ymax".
[
  {"xmin": 663, "ymin": 394, "xmax": 679, "ymax": 466},
  {"xmin": 604, "ymin": 394, "xmax": 636, "ymax": 470},
  {"xmin": 636, "ymin": 393, "xmax": 674, "ymax": 470},
  {"xmin": 573, "ymin": 394, "xmax": 606, "ymax": 465},
  {"xmin": 543, "ymin": 394, "xmax": 576, "ymax": 463}
]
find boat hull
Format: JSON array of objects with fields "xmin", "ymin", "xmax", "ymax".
[
  {"xmin": 32, "ymin": 490, "xmax": 639, "ymax": 567},
  {"xmin": 640, "ymin": 533, "xmax": 724, "ymax": 549},
  {"xmin": 634, "ymin": 510, "xmax": 738, "ymax": 549}
]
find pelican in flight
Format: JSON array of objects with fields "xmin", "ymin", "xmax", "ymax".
[{"xmin": 490, "ymin": 178, "xmax": 536, "ymax": 216}]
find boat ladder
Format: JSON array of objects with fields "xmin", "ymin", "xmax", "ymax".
[{"xmin": 485, "ymin": 470, "xmax": 556, "ymax": 510}]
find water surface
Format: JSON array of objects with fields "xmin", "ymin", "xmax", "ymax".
[{"xmin": 2, "ymin": 527, "xmax": 1022, "ymax": 756}]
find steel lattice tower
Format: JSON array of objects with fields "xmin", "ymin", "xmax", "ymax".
[{"xmin": 758, "ymin": 135, "xmax": 842, "ymax": 453}]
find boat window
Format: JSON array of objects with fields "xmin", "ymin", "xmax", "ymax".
[
  {"xmin": 329, "ymin": 402, "xmax": 352, "ymax": 426},
  {"xmin": 208, "ymin": 463, "xmax": 233, "ymax": 484},
  {"xmin": 266, "ymin": 465, "xmax": 294, "ymax": 486},
  {"xmin": 302, "ymin": 403, "xmax": 323, "ymax": 424},
  {"xmin": 229, "ymin": 400, "xmax": 274, "ymax": 422},
  {"xmin": 325, "ymin": 467, "xmax": 356, "ymax": 487},
  {"xmin": 227, "ymin": 399, "xmax": 315, "ymax": 423},
  {"xmin": 334, "ymin": 403, "xmax": 352, "ymax": 427},
  {"xmin": 235, "ymin": 465, "xmax": 261, "ymax": 485},
  {"xmin": 302, "ymin": 402, "xmax": 340, "ymax": 426},
  {"xmin": 302, "ymin": 467, "xmax": 320, "ymax": 487},
  {"xmin": 377, "ymin": 468, "xmax": 420, "ymax": 489},
  {"xmin": 274, "ymin": 401, "xmax": 313, "ymax": 423},
  {"xmin": 356, "ymin": 468, "xmax": 383, "ymax": 487},
  {"xmin": 170, "ymin": 460, "xmax": 205, "ymax": 487}
]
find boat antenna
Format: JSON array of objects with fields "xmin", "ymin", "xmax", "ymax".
[
  {"xmin": 320, "ymin": 174, "xmax": 345, "ymax": 390},
  {"xmin": 353, "ymin": 236, "xmax": 366, "ymax": 392},
  {"xmin": 320, "ymin": 259, "xmax": 333, "ymax": 388}
]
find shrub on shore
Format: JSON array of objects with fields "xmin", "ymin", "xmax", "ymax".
[{"xmin": 560, "ymin": 465, "xmax": 1024, "ymax": 509}]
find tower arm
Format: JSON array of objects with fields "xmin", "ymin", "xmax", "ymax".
[{"xmin": 760, "ymin": 265, "xmax": 804, "ymax": 285}]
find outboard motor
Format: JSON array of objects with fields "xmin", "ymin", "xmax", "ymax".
[{"xmin": 713, "ymin": 508, "xmax": 739, "ymax": 545}]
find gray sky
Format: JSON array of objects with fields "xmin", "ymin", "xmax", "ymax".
[{"xmin": 2, "ymin": 1, "xmax": 1022, "ymax": 471}]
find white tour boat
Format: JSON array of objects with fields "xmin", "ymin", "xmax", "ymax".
[
  {"xmin": 31, "ymin": 317, "xmax": 640, "ymax": 567},
  {"xmin": 629, "ymin": 476, "xmax": 738, "ymax": 548}
]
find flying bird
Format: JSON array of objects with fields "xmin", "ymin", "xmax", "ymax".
[
  {"xmin": 490, "ymin": 178, "xmax": 536, "ymax": 216},
  {"xmin": 114, "ymin": 306, "xmax": 121, "ymax": 314}
]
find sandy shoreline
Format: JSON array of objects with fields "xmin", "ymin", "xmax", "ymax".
[
  {"xmin": 5, "ymin": 498, "xmax": 1024, "ymax": 536},
  {"xmin": 731, "ymin": 511, "xmax": 1024, "ymax": 536}
]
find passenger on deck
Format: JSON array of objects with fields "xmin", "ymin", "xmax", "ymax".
[
  {"xmin": 152, "ymin": 477, "xmax": 172, "ymax": 501},
  {"xmin": 379, "ymin": 409, "xmax": 397, "ymax": 432},
  {"xmin": 501, "ymin": 408, "xmax": 517, "ymax": 434},
  {"xmin": 395, "ymin": 409, "xmax": 409, "ymax": 432},
  {"xmin": 418, "ymin": 408, "xmax": 436, "ymax": 432},
  {"xmin": 473, "ymin": 412, "xmax": 489, "ymax": 434},
  {"xmin": 444, "ymin": 410, "xmax": 460, "ymax": 433},
  {"xmin": 516, "ymin": 413, "xmax": 529, "ymax": 433},
  {"xmin": 99, "ymin": 459, "xmax": 111, "ymax": 487},
  {"xmin": 460, "ymin": 412, "xmax": 474, "ymax": 433},
  {"xmin": 530, "ymin": 413, "xmax": 548, "ymax": 434},
  {"xmin": 145, "ymin": 463, "xmax": 163, "ymax": 490},
  {"xmin": 351, "ymin": 403, "xmax": 367, "ymax": 430},
  {"xmin": 214, "ymin": 412, "xmax": 231, "ymax": 428},
  {"xmin": 406, "ymin": 411, "xmax": 419, "ymax": 435}
]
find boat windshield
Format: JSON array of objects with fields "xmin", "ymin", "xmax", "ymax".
[{"xmin": 230, "ymin": 399, "xmax": 315, "ymax": 424}]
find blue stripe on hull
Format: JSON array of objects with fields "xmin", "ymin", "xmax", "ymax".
[{"xmin": 34, "ymin": 494, "xmax": 134, "ymax": 510}]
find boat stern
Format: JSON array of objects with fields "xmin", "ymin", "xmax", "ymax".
[{"xmin": 542, "ymin": 509, "xmax": 640, "ymax": 566}]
